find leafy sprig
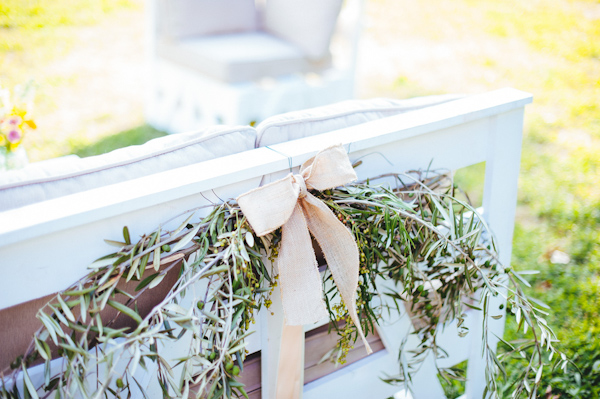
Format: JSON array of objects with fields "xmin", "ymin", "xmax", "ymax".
[{"xmin": 316, "ymin": 172, "xmax": 563, "ymax": 398}]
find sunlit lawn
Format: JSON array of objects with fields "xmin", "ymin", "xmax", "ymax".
[
  {"xmin": 421, "ymin": 0, "xmax": 600, "ymax": 396},
  {"xmin": 2, "ymin": 0, "xmax": 599, "ymax": 397},
  {"xmin": 0, "ymin": 0, "xmax": 166, "ymax": 161}
]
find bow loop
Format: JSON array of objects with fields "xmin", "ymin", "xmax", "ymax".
[
  {"xmin": 237, "ymin": 144, "xmax": 372, "ymax": 354},
  {"xmin": 300, "ymin": 144, "xmax": 357, "ymax": 191},
  {"xmin": 237, "ymin": 174, "xmax": 299, "ymax": 237}
]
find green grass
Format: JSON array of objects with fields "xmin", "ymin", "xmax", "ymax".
[
  {"xmin": 0, "ymin": 0, "xmax": 138, "ymax": 81},
  {"xmin": 69, "ymin": 124, "xmax": 166, "ymax": 158},
  {"xmin": 482, "ymin": 0, "xmax": 600, "ymax": 62},
  {"xmin": 0, "ymin": 0, "xmax": 144, "ymax": 160},
  {"xmin": 434, "ymin": 0, "xmax": 600, "ymax": 396},
  {"xmin": 0, "ymin": 0, "xmax": 136, "ymax": 33},
  {"xmin": 453, "ymin": 162, "xmax": 486, "ymax": 208},
  {"xmin": 500, "ymin": 223, "xmax": 600, "ymax": 397}
]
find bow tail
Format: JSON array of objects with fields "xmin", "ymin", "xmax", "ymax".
[
  {"xmin": 278, "ymin": 202, "xmax": 329, "ymax": 325},
  {"xmin": 301, "ymin": 194, "xmax": 373, "ymax": 354}
]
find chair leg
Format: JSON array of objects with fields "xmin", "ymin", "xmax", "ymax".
[{"xmin": 261, "ymin": 285, "xmax": 285, "ymax": 399}]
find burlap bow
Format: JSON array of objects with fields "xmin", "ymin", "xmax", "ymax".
[{"xmin": 237, "ymin": 144, "xmax": 372, "ymax": 354}]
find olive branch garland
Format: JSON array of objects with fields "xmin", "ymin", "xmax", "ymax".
[
  {"xmin": 1, "ymin": 204, "xmax": 276, "ymax": 399},
  {"xmin": 316, "ymin": 173, "xmax": 565, "ymax": 399},
  {"xmin": 0, "ymin": 173, "xmax": 564, "ymax": 399}
]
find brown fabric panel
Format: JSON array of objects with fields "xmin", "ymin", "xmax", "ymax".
[
  {"xmin": 0, "ymin": 293, "xmax": 55, "ymax": 371},
  {"xmin": 247, "ymin": 388, "xmax": 261, "ymax": 399},
  {"xmin": 1, "ymin": 242, "xmax": 325, "ymax": 378},
  {"xmin": 186, "ymin": 321, "xmax": 384, "ymax": 398},
  {"xmin": 304, "ymin": 322, "xmax": 385, "ymax": 384},
  {"xmin": 0, "ymin": 259, "xmax": 182, "ymax": 373},
  {"xmin": 237, "ymin": 351, "xmax": 261, "ymax": 393}
]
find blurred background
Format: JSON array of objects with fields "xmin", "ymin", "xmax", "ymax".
[{"xmin": 1, "ymin": 0, "xmax": 599, "ymax": 397}]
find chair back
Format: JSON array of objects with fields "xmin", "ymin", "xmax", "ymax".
[{"xmin": 0, "ymin": 89, "xmax": 532, "ymax": 398}]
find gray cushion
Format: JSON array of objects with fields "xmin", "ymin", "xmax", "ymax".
[
  {"xmin": 157, "ymin": 0, "xmax": 258, "ymax": 39},
  {"xmin": 264, "ymin": 0, "xmax": 343, "ymax": 60},
  {"xmin": 0, "ymin": 126, "xmax": 256, "ymax": 212},
  {"xmin": 157, "ymin": 32, "xmax": 332, "ymax": 83}
]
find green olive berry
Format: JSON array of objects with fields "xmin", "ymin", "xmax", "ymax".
[
  {"xmin": 225, "ymin": 362, "xmax": 233, "ymax": 371},
  {"xmin": 208, "ymin": 352, "xmax": 216, "ymax": 361},
  {"xmin": 197, "ymin": 301, "xmax": 204, "ymax": 310},
  {"xmin": 116, "ymin": 378, "xmax": 124, "ymax": 388},
  {"xmin": 232, "ymin": 365, "xmax": 240, "ymax": 376},
  {"xmin": 162, "ymin": 244, "xmax": 171, "ymax": 252}
]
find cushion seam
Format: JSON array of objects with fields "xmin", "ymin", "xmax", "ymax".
[{"xmin": 255, "ymin": 96, "xmax": 460, "ymax": 145}]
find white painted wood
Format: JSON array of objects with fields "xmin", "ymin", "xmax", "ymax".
[
  {"xmin": 261, "ymin": 285, "xmax": 285, "ymax": 399},
  {"xmin": 0, "ymin": 88, "xmax": 531, "ymax": 252},
  {"xmin": 465, "ymin": 108, "xmax": 526, "ymax": 399},
  {"xmin": 0, "ymin": 89, "xmax": 531, "ymax": 398},
  {"xmin": 145, "ymin": 59, "xmax": 356, "ymax": 133}
]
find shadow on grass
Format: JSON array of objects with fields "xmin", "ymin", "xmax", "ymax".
[{"xmin": 71, "ymin": 124, "xmax": 167, "ymax": 158}]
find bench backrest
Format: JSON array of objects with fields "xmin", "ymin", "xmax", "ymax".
[{"xmin": 0, "ymin": 88, "xmax": 532, "ymax": 398}]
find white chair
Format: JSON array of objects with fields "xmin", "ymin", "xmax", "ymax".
[
  {"xmin": 144, "ymin": 0, "xmax": 364, "ymax": 134},
  {"xmin": 0, "ymin": 89, "xmax": 531, "ymax": 398}
]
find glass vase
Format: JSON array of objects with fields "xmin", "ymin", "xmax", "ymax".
[{"xmin": 0, "ymin": 146, "xmax": 29, "ymax": 171}]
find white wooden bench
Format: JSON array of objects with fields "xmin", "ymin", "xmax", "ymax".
[{"xmin": 0, "ymin": 88, "xmax": 532, "ymax": 398}]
